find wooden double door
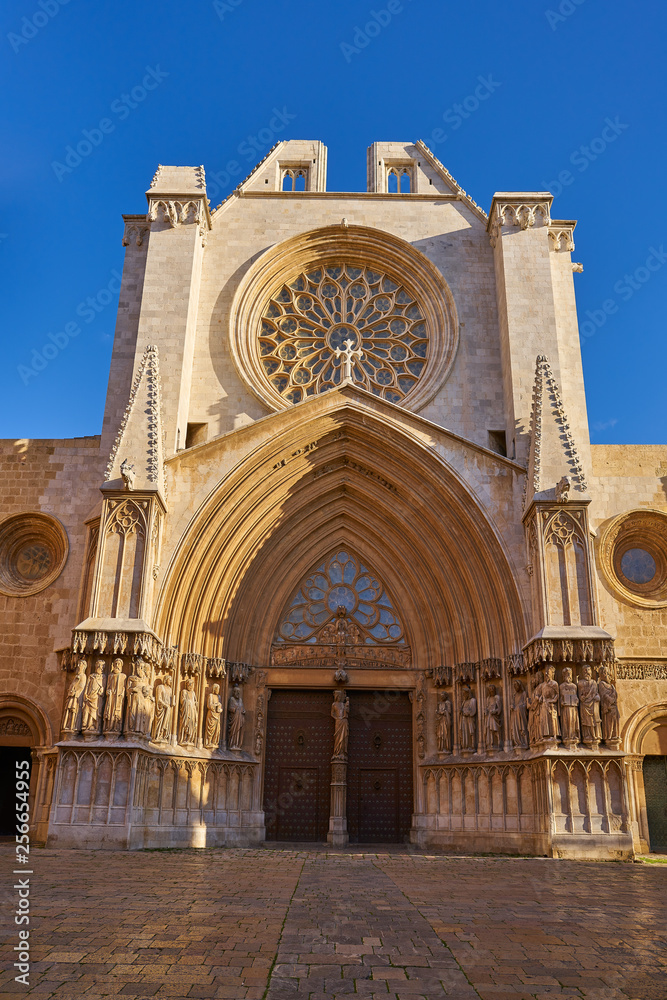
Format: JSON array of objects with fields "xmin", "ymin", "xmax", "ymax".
[{"xmin": 263, "ymin": 689, "xmax": 413, "ymax": 843}]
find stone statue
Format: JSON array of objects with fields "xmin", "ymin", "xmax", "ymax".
[
  {"xmin": 509, "ymin": 679, "xmax": 528, "ymax": 749},
  {"xmin": 178, "ymin": 677, "xmax": 198, "ymax": 745},
  {"xmin": 577, "ymin": 665, "xmax": 601, "ymax": 748},
  {"xmin": 527, "ymin": 670, "xmax": 543, "ymax": 746},
  {"xmin": 331, "ymin": 689, "xmax": 350, "ymax": 758},
  {"xmin": 152, "ymin": 676, "xmax": 173, "ymax": 743},
  {"xmin": 436, "ymin": 692, "xmax": 452, "ymax": 753},
  {"xmin": 598, "ymin": 665, "xmax": 620, "ymax": 746},
  {"xmin": 103, "ymin": 658, "xmax": 126, "ymax": 735},
  {"xmin": 227, "ymin": 684, "xmax": 245, "ymax": 751},
  {"xmin": 125, "ymin": 659, "xmax": 147, "ymax": 736},
  {"xmin": 460, "ymin": 686, "xmax": 477, "ymax": 751},
  {"xmin": 120, "ymin": 458, "xmax": 135, "ymax": 490},
  {"xmin": 81, "ymin": 659, "xmax": 106, "ymax": 733},
  {"xmin": 537, "ymin": 665, "xmax": 560, "ymax": 744},
  {"xmin": 559, "ymin": 666, "xmax": 580, "ymax": 749},
  {"xmin": 138, "ymin": 678, "xmax": 155, "ymax": 738},
  {"xmin": 204, "ymin": 683, "xmax": 223, "ymax": 749},
  {"xmin": 485, "ymin": 684, "xmax": 502, "ymax": 750},
  {"xmin": 62, "ymin": 660, "xmax": 87, "ymax": 732}
]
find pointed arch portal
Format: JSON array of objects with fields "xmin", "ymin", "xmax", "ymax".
[{"xmin": 156, "ymin": 392, "xmax": 527, "ymax": 668}]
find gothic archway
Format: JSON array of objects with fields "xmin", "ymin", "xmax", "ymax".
[{"xmin": 155, "ymin": 390, "xmax": 528, "ymax": 668}]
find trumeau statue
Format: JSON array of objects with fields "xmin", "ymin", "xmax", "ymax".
[
  {"xmin": 179, "ymin": 677, "xmax": 198, "ymax": 745},
  {"xmin": 103, "ymin": 658, "xmax": 126, "ymax": 735},
  {"xmin": 152, "ymin": 676, "xmax": 173, "ymax": 743},
  {"xmin": 485, "ymin": 684, "xmax": 502, "ymax": 750},
  {"xmin": 331, "ymin": 689, "xmax": 350, "ymax": 758},
  {"xmin": 598, "ymin": 665, "xmax": 620, "ymax": 745},
  {"xmin": 559, "ymin": 666, "xmax": 580, "ymax": 748},
  {"xmin": 81, "ymin": 660, "xmax": 106, "ymax": 734},
  {"xmin": 436, "ymin": 691, "xmax": 452, "ymax": 753},
  {"xmin": 460, "ymin": 686, "xmax": 477, "ymax": 751},
  {"xmin": 578, "ymin": 665, "xmax": 602, "ymax": 748},
  {"xmin": 204, "ymin": 683, "xmax": 223, "ymax": 749},
  {"xmin": 510, "ymin": 679, "xmax": 528, "ymax": 749},
  {"xmin": 62, "ymin": 660, "xmax": 87, "ymax": 732},
  {"xmin": 227, "ymin": 684, "xmax": 245, "ymax": 751}
]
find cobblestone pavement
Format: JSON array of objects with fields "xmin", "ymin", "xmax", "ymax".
[{"xmin": 0, "ymin": 846, "xmax": 665, "ymax": 1000}]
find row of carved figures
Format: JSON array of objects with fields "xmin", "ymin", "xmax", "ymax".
[
  {"xmin": 435, "ymin": 665, "xmax": 620, "ymax": 754},
  {"xmin": 62, "ymin": 658, "xmax": 246, "ymax": 751}
]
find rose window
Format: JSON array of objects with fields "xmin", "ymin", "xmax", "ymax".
[
  {"xmin": 275, "ymin": 551, "xmax": 405, "ymax": 644},
  {"xmin": 259, "ymin": 265, "xmax": 428, "ymax": 405}
]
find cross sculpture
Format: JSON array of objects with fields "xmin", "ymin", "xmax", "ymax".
[{"xmin": 334, "ymin": 338, "xmax": 363, "ymax": 383}]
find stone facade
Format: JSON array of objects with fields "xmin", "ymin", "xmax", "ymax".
[{"xmin": 2, "ymin": 140, "xmax": 666, "ymax": 858}]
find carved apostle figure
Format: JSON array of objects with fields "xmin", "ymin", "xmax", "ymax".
[
  {"xmin": 179, "ymin": 677, "xmax": 198, "ymax": 745},
  {"xmin": 510, "ymin": 679, "xmax": 529, "ymax": 749},
  {"xmin": 485, "ymin": 684, "xmax": 502, "ymax": 750},
  {"xmin": 125, "ymin": 660, "xmax": 146, "ymax": 735},
  {"xmin": 152, "ymin": 676, "xmax": 173, "ymax": 742},
  {"xmin": 227, "ymin": 684, "xmax": 245, "ymax": 751},
  {"xmin": 527, "ymin": 670, "xmax": 543, "ymax": 746},
  {"xmin": 204, "ymin": 683, "xmax": 223, "ymax": 749},
  {"xmin": 62, "ymin": 660, "xmax": 87, "ymax": 732},
  {"xmin": 138, "ymin": 679, "xmax": 155, "ymax": 738},
  {"xmin": 537, "ymin": 665, "xmax": 560, "ymax": 744},
  {"xmin": 598, "ymin": 665, "xmax": 620, "ymax": 746},
  {"xmin": 577, "ymin": 665, "xmax": 602, "ymax": 747},
  {"xmin": 460, "ymin": 687, "xmax": 477, "ymax": 751},
  {"xmin": 103, "ymin": 658, "xmax": 126, "ymax": 734},
  {"xmin": 436, "ymin": 692, "xmax": 452, "ymax": 753},
  {"xmin": 331, "ymin": 689, "xmax": 350, "ymax": 758},
  {"xmin": 81, "ymin": 659, "xmax": 106, "ymax": 733},
  {"xmin": 559, "ymin": 666, "xmax": 580, "ymax": 748}
]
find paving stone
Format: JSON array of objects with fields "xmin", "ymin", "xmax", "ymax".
[{"xmin": 1, "ymin": 846, "xmax": 665, "ymax": 999}]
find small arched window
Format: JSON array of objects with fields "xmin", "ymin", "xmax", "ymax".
[
  {"xmin": 294, "ymin": 170, "xmax": 306, "ymax": 191},
  {"xmin": 387, "ymin": 169, "xmax": 399, "ymax": 193},
  {"xmin": 282, "ymin": 171, "xmax": 294, "ymax": 191},
  {"xmin": 400, "ymin": 170, "xmax": 411, "ymax": 193}
]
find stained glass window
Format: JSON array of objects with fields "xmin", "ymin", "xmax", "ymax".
[
  {"xmin": 275, "ymin": 550, "xmax": 405, "ymax": 645},
  {"xmin": 259, "ymin": 264, "xmax": 428, "ymax": 405}
]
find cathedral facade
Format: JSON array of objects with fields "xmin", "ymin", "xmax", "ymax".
[{"xmin": 2, "ymin": 141, "xmax": 666, "ymax": 857}]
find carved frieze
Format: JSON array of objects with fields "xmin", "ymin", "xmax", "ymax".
[{"xmin": 0, "ymin": 716, "xmax": 32, "ymax": 737}]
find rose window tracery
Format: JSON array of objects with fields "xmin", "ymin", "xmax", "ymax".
[
  {"xmin": 275, "ymin": 551, "xmax": 405, "ymax": 644},
  {"xmin": 259, "ymin": 265, "xmax": 428, "ymax": 405}
]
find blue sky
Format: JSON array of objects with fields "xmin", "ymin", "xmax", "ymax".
[{"xmin": 1, "ymin": 0, "xmax": 665, "ymax": 443}]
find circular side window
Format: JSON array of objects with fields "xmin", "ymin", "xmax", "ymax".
[
  {"xmin": 0, "ymin": 513, "xmax": 69, "ymax": 597},
  {"xmin": 599, "ymin": 509, "xmax": 667, "ymax": 608}
]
